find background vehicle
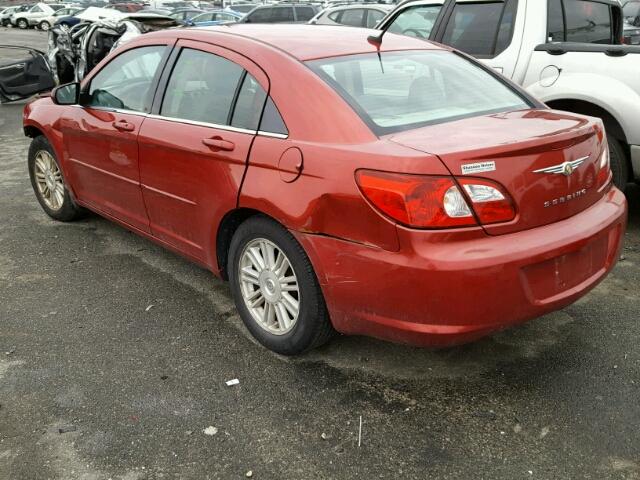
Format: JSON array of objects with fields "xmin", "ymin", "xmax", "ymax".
[
  {"xmin": 168, "ymin": 7, "xmax": 204, "ymax": 22},
  {"xmin": 38, "ymin": 6, "xmax": 82, "ymax": 30},
  {"xmin": 225, "ymin": 3, "xmax": 257, "ymax": 15},
  {"xmin": 377, "ymin": 0, "xmax": 640, "ymax": 191},
  {"xmin": 186, "ymin": 9, "xmax": 240, "ymax": 25},
  {"xmin": 1, "ymin": 5, "xmax": 23, "ymax": 26},
  {"xmin": 10, "ymin": 3, "xmax": 65, "ymax": 29},
  {"xmin": 240, "ymin": 4, "xmax": 320, "ymax": 23},
  {"xmin": 309, "ymin": 4, "xmax": 391, "ymax": 27},
  {"xmin": 107, "ymin": 2, "xmax": 144, "ymax": 12}
]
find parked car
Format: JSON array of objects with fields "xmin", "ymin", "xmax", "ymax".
[
  {"xmin": 10, "ymin": 3, "xmax": 65, "ymax": 29},
  {"xmin": 377, "ymin": 0, "xmax": 640, "ymax": 191},
  {"xmin": 168, "ymin": 7, "xmax": 203, "ymax": 22},
  {"xmin": 186, "ymin": 9, "xmax": 241, "ymax": 25},
  {"xmin": 1, "ymin": 5, "xmax": 24, "ymax": 27},
  {"xmin": 2, "ymin": 25, "xmax": 626, "ymax": 354},
  {"xmin": 309, "ymin": 4, "xmax": 391, "ymax": 27},
  {"xmin": 52, "ymin": 7, "xmax": 87, "ymax": 28},
  {"xmin": 43, "ymin": 10, "xmax": 180, "ymax": 84},
  {"xmin": 240, "ymin": 4, "xmax": 319, "ymax": 23},
  {"xmin": 38, "ymin": 6, "xmax": 82, "ymax": 30},
  {"xmin": 623, "ymin": 0, "xmax": 640, "ymax": 25},
  {"xmin": 107, "ymin": 2, "xmax": 144, "ymax": 12},
  {"xmin": 225, "ymin": 3, "xmax": 257, "ymax": 15}
]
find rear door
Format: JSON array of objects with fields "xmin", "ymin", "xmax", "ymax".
[
  {"xmin": 138, "ymin": 40, "xmax": 269, "ymax": 262},
  {"xmin": 0, "ymin": 46, "xmax": 55, "ymax": 103}
]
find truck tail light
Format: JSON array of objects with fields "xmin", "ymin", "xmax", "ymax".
[{"xmin": 355, "ymin": 170, "xmax": 515, "ymax": 229}]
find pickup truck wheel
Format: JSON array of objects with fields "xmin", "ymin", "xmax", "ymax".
[
  {"xmin": 228, "ymin": 215, "xmax": 334, "ymax": 355},
  {"xmin": 608, "ymin": 136, "xmax": 629, "ymax": 191},
  {"xmin": 28, "ymin": 136, "xmax": 84, "ymax": 222},
  {"xmin": 16, "ymin": 18, "xmax": 28, "ymax": 29}
]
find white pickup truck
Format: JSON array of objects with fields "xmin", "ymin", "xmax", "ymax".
[{"xmin": 377, "ymin": 0, "xmax": 640, "ymax": 191}]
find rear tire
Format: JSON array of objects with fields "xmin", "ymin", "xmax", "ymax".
[
  {"xmin": 228, "ymin": 215, "xmax": 334, "ymax": 355},
  {"xmin": 39, "ymin": 20, "xmax": 50, "ymax": 31},
  {"xmin": 28, "ymin": 135, "xmax": 84, "ymax": 222},
  {"xmin": 608, "ymin": 135, "xmax": 629, "ymax": 191}
]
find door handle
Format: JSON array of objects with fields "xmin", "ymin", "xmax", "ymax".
[
  {"xmin": 112, "ymin": 120, "xmax": 135, "ymax": 132},
  {"xmin": 202, "ymin": 136, "xmax": 235, "ymax": 152}
]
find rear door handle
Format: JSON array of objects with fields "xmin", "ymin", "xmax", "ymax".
[
  {"xmin": 202, "ymin": 137, "xmax": 235, "ymax": 152},
  {"xmin": 112, "ymin": 120, "xmax": 135, "ymax": 132}
]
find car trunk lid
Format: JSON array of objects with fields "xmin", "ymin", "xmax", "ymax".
[{"xmin": 387, "ymin": 110, "xmax": 605, "ymax": 235}]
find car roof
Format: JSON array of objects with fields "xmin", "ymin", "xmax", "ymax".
[{"xmin": 170, "ymin": 24, "xmax": 444, "ymax": 61}]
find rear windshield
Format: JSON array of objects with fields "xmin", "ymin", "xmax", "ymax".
[{"xmin": 307, "ymin": 50, "xmax": 530, "ymax": 135}]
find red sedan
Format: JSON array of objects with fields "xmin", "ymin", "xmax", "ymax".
[{"xmin": 20, "ymin": 25, "xmax": 626, "ymax": 354}]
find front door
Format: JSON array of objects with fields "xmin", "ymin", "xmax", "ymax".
[
  {"xmin": 138, "ymin": 40, "xmax": 270, "ymax": 263},
  {"xmin": 0, "ymin": 46, "xmax": 55, "ymax": 103},
  {"xmin": 60, "ymin": 44, "xmax": 168, "ymax": 232}
]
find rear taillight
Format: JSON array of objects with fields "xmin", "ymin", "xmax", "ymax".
[
  {"xmin": 597, "ymin": 140, "xmax": 611, "ymax": 190},
  {"xmin": 355, "ymin": 170, "xmax": 515, "ymax": 229}
]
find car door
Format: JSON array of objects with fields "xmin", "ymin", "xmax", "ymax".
[
  {"xmin": 137, "ymin": 40, "xmax": 269, "ymax": 263},
  {"xmin": 0, "ymin": 46, "xmax": 55, "ymax": 103},
  {"xmin": 60, "ymin": 43, "xmax": 170, "ymax": 232}
]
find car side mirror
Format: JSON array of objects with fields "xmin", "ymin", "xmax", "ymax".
[{"xmin": 52, "ymin": 82, "xmax": 79, "ymax": 105}]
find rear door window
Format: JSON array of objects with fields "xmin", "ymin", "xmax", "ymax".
[
  {"xmin": 440, "ymin": 0, "xmax": 518, "ymax": 57},
  {"xmin": 161, "ymin": 48, "xmax": 244, "ymax": 125},
  {"xmin": 386, "ymin": 5, "xmax": 443, "ymax": 39},
  {"xmin": 231, "ymin": 73, "xmax": 267, "ymax": 130},
  {"xmin": 246, "ymin": 7, "xmax": 271, "ymax": 22},
  {"xmin": 366, "ymin": 9, "xmax": 385, "ymax": 28},
  {"xmin": 271, "ymin": 6, "xmax": 294, "ymax": 22},
  {"xmin": 547, "ymin": 0, "xmax": 614, "ymax": 43},
  {"xmin": 295, "ymin": 6, "xmax": 316, "ymax": 21},
  {"xmin": 340, "ymin": 8, "xmax": 365, "ymax": 26}
]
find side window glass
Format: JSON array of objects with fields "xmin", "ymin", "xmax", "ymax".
[
  {"xmin": 328, "ymin": 10, "xmax": 341, "ymax": 21},
  {"xmin": 548, "ymin": 0, "xmax": 565, "ymax": 41},
  {"xmin": 441, "ymin": 2, "xmax": 504, "ymax": 56},
  {"xmin": 32, "ymin": 6, "xmax": 42, "ymax": 13},
  {"xmin": 247, "ymin": 7, "xmax": 271, "ymax": 22},
  {"xmin": 366, "ymin": 9, "xmax": 385, "ymax": 28},
  {"xmin": 564, "ymin": 0, "xmax": 612, "ymax": 43},
  {"xmin": 387, "ymin": 5, "xmax": 443, "ymax": 39},
  {"xmin": 231, "ymin": 74, "xmax": 267, "ymax": 130},
  {"xmin": 259, "ymin": 97, "xmax": 288, "ymax": 136},
  {"xmin": 340, "ymin": 8, "xmax": 365, "ymax": 26},
  {"xmin": 295, "ymin": 6, "xmax": 316, "ymax": 21},
  {"xmin": 161, "ymin": 48, "xmax": 244, "ymax": 125},
  {"xmin": 88, "ymin": 45, "xmax": 165, "ymax": 113},
  {"xmin": 494, "ymin": 0, "xmax": 518, "ymax": 54},
  {"xmin": 271, "ymin": 7, "xmax": 294, "ymax": 22}
]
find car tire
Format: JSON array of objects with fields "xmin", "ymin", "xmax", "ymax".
[
  {"xmin": 228, "ymin": 215, "xmax": 334, "ymax": 355},
  {"xmin": 28, "ymin": 135, "xmax": 84, "ymax": 222},
  {"xmin": 16, "ymin": 18, "xmax": 28, "ymax": 29},
  {"xmin": 608, "ymin": 135, "xmax": 629, "ymax": 192},
  {"xmin": 39, "ymin": 20, "xmax": 50, "ymax": 31}
]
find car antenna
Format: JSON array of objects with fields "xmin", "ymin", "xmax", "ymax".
[{"xmin": 367, "ymin": 30, "xmax": 385, "ymax": 74}]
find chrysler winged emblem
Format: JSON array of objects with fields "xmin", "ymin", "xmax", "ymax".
[{"xmin": 533, "ymin": 156, "xmax": 588, "ymax": 176}]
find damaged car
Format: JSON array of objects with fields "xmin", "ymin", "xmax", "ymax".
[{"xmin": 0, "ymin": 9, "xmax": 180, "ymax": 102}]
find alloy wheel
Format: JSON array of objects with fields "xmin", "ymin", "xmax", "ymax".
[
  {"xmin": 33, "ymin": 150, "xmax": 64, "ymax": 211},
  {"xmin": 238, "ymin": 238, "xmax": 300, "ymax": 335}
]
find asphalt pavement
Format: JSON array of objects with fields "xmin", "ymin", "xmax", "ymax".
[{"xmin": 1, "ymin": 27, "xmax": 640, "ymax": 480}]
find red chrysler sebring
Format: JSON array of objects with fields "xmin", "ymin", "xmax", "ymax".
[{"xmin": 21, "ymin": 25, "xmax": 627, "ymax": 354}]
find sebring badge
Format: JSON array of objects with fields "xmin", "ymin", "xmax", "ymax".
[{"xmin": 533, "ymin": 156, "xmax": 589, "ymax": 176}]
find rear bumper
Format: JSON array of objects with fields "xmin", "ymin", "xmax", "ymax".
[{"xmin": 296, "ymin": 187, "xmax": 627, "ymax": 347}]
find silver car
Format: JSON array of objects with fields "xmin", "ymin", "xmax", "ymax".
[
  {"xmin": 11, "ymin": 3, "xmax": 66, "ymax": 29},
  {"xmin": 309, "ymin": 4, "xmax": 391, "ymax": 28}
]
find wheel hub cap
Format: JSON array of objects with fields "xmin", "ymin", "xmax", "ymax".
[
  {"xmin": 33, "ymin": 150, "xmax": 64, "ymax": 211},
  {"xmin": 238, "ymin": 238, "xmax": 300, "ymax": 335}
]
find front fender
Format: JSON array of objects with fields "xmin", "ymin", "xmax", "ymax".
[{"xmin": 526, "ymin": 72, "xmax": 640, "ymax": 145}]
